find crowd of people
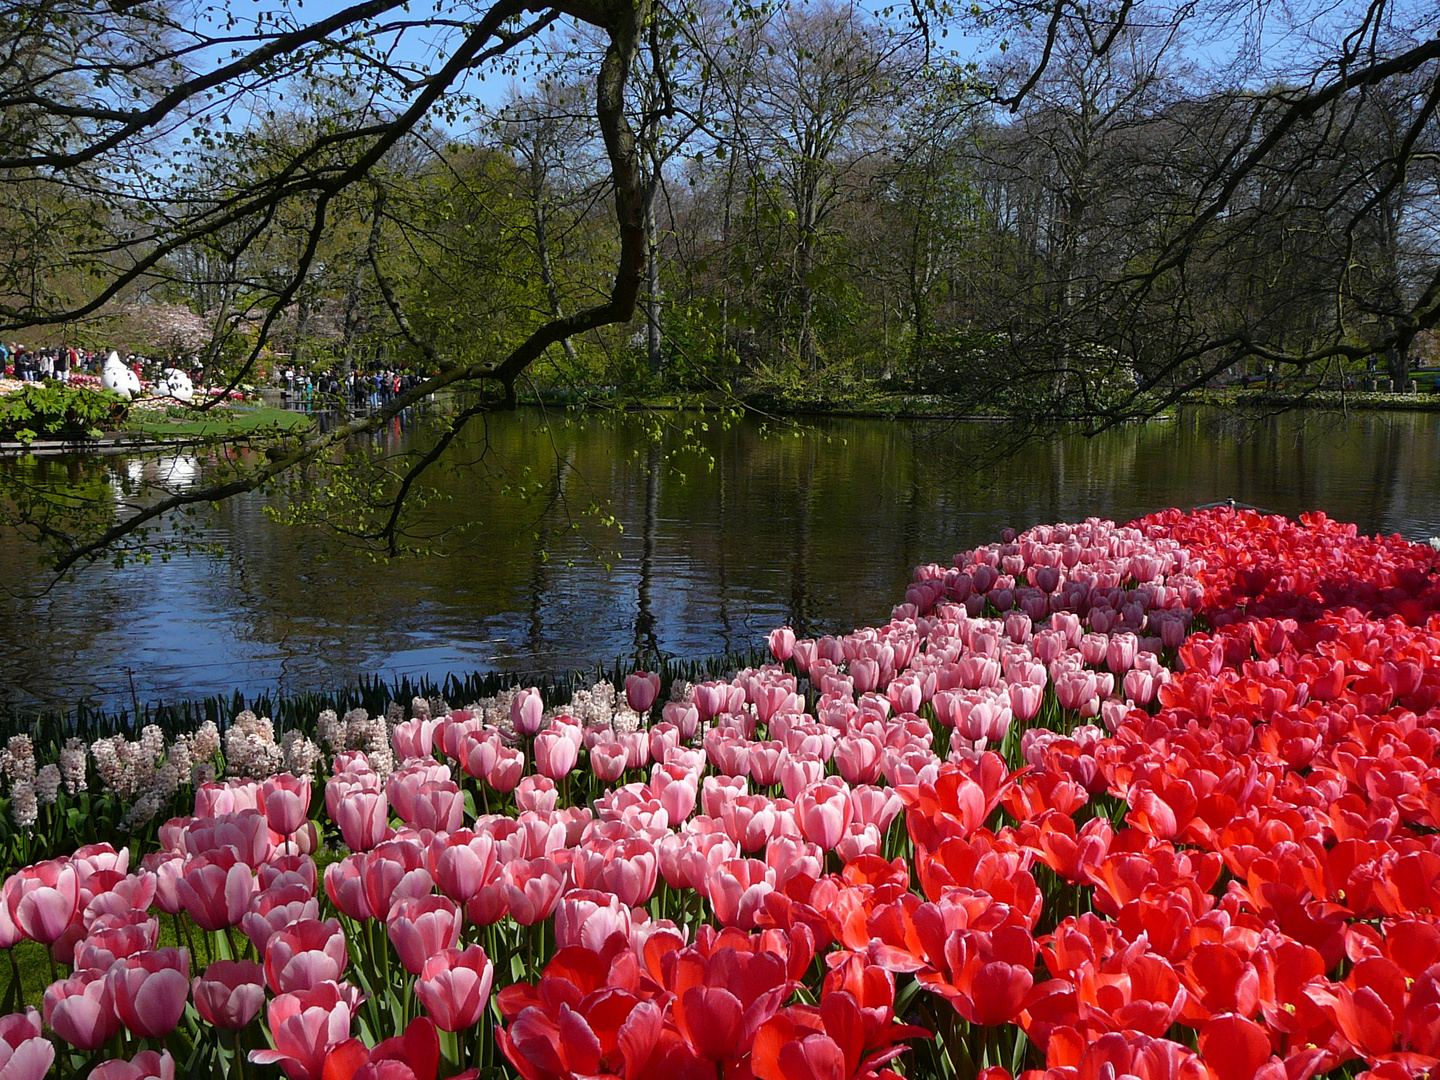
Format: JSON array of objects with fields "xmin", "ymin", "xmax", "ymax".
[
  {"xmin": 3, "ymin": 343, "xmax": 205, "ymax": 387},
  {"xmin": 276, "ymin": 366, "xmax": 424, "ymax": 409}
]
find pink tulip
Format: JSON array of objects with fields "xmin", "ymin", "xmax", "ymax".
[
  {"xmin": 624, "ymin": 672, "xmax": 661, "ymax": 714},
  {"xmin": 7, "ymin": 860, "xmax": 78, "ymax": 945},
  {"xmin": 705, "ymin": 858, "xmax": 774, "ymax": 930},
  {"xmin": 107, "ymin": 948, "xmax": 190, "ymax": 1039},
  {"xmin": 265, "ymin": 918, "xmax": 349, "ymax": 994},
  {"xmin": 501, "ymin": 858, "xmax": 564, "ymax": 925},
  {"xmin": 361, "ymin": 840, "xmax": 433, "ymax": 921},
  {"xmin": 0, "ymin": 1009, "xmax": 53, "ymax": 1080},
  {"xmin": 259, "ymin": 853, "xmax": 318, "ymax": 894},
  {"xmin": 250, "ymin": 981, "xmax": 359, "ymax": 1080},
  {"xmin": 796, "ymin": 781, "xmax": 853, "ymax": 851},
  {"xmin": 82, "ymin": 869, "xmax": 158, "ymax": 927},
  {"xmin": 534, "ymin": 730, "xmax": 578, "ymax": 780},
  {"xmin": 73, "ymin": 916, "xmax": 158, "ymax": 970},
  {"xmin": 768, "ymin": 627, "xmax": 796, "ymax": 661},
  {"xmin": 701, "ymin": 775, "xmax": 748, "ymax": 818},
  {"xmin": 44, "ymin": 967, "xmax": 120, "ymax": 1051},
  {"xmin": 192, "ymin": 960, "xmax": 266, "ymax": 1030},
  {"xmin": 185, "ymin": 810, "xmax": 270, "ymax": 867},
  {"xmin": 334, "ymin": 789, "xmax": 388, "ymax": 852},
  {"xmin": 511, "ymin": 688, "xmax": 545, "ymax": 736},
  {"xmin": 778, "ymin": 756, "xmax": 825, "ymax": 801},
  {"xmin": 195, "ymin": 779, "xmax": 260, "ymax": 818},
  {"xmin": 570, "ymin": 838, "xmax": 658, "ymax": 908},
  {"xmin": 322, "ymin": 854, "xmax": 373, "ymax": 921},
  {"xmin": 464, "ymin": 882, "xmax": 509, "ymax": 927},
  {"xmin": 324, "ymin": 771, "xmax": 379, "ymax": 825},
  {"xmin": 176, "ymin": 852, "xmax": 255, "ymax": 931},
  {"xmin": 1123, "ymin": 667, "xmax": 1158, "ymax": 706},
  {"xmin": 747, "ymin": 741, "xmax": 787, "ymax": 787},
  {"xmin": 458, "ymin": 733, "xmax": 500, "ymax": 783},
  {"xmin": 835, "ymin": 822, "xmax": 883, "ymax": 863},
  {"xmin": 428, "ymin": 830, "xmax": 499, "ymax": 904},
  {"xmin": 515, "ymin": 774, "xmax": 558, "ymax": 813},
  {"xmin": 590, "ymin": 740, "xmax": 628, "ymax": 783},
  {"xmin": 90, "ymin": 1050, "xmax": 174, "ymax": 1080},
  {"xmin": 387, "ymin": 895, "xmax": 462, "ymax": 976},
  {"xmin": 260, "ymin": 773, "xmax": 312, "ymax": 837},
  {"xmin": 662, "ymin": 701, "xmax": 699, "ymax": 740},
  {"xmin": 487, "ymin": 748, "xmax": 525, "ymax": 793},
  {"xmin": 851, "ymin": 785, "xmax": 904, "ymax": 831},
  {"xmin": 1107, "ymin": 632, "xmax": 1139, "ymax": 673},
  {"xmin": 415, "ymin": 945, "xmax": 493, "ymax": 1033},
  {"xmin": 1008, "ymin": 682, "xmax": 1044, "ymax": 722},
  {"xmin": 553, "ymin": 890, "xmax": 632, "ymax": 952},
  {"xmin": 141, "ymin": 853, "xmax": 185, "ymax": 915},
  {"xmin": 410, "ymin": 780, "xmax": 465, "ymax": 833},
  {"xmin": 834, "ymin": 734, "xmax": 884, "ymax": 785},
  {"xmin": 391, "ymin": 717, "xmax": 439, "ymax": 759},
  {"xmin": 243, "ymin": 884, "xmax": 319, "ymax": 953}
]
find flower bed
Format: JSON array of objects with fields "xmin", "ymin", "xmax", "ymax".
[{"xmin": 2, "ymin": 508, "xmax": 1438, "ymax": 1079}]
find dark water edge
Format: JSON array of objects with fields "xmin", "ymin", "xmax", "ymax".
[{"xmin": 2, "ymin": 405, "xmax": 1438, "ymax": 712}]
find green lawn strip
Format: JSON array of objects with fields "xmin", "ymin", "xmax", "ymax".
[{"xmin": 123, "ymin": 405, "xmax": 312, "ymax": 439}]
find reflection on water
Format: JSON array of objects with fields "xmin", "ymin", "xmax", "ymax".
[{"xmin": 3, "ymin": 406, "xmax": 1440, "ymax": 710}]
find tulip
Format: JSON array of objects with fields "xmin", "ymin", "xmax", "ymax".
[
  {"xmin": 534, "ymin": 730, "xmax": 578, "ymax": 780},
  {"xmin": 487, "ymin": 748, "xmax": 525, "ymax": 793},
  {"xmin": 250, "ymin": 981, "xmax": 359, "ymax": 1080},
  {"xmin": 7, "ymin": 860, "xmax": 78, "ymax": 945},
  {"xmin": 176, "ymin": 853, "xmax": 255, "ymax": 931},
  {"xmin": 501, "ymin": 858, "xmax": 564, "ymax": 925},
  {"xmin": 260, "ymin": 773, "xmax": 312, "ymax": 837},
  {"xmin": 73, "ymin": 915, "xmax": 159, "ymax": 970},
  {"xmin": 428, "ymin": 830, "xmax": 498, "ymax": 904},
  {"xmin": 265, "ymin": 918, "xmax": 349, "ymax": 994},
  {"xmin": 415, "ymin": 945, "xmax": 494, "ymax": 1032},
  {"xmin": 590, "ymin": 740, "xmax": 628, "ymax": 783},
  {"xmin": 625, "ymin": 671, "xmax": 662, "ymax": 714},
  {"xmin": 387, "ymin": 895, "xmax": 462, "ymax": 976},
  {"xmin": 107, "ymin": 948, "xmax": 191, "ymax": 1039},
  {"xmin": 322, "ymin": 1016, "xmax": 440, "ymax": 1080},
  {"xmin": 323, "ymin": 854, "xmax": 373, "ymax": 921},
  {"xmin": 90, "ymin": 1050, "xmax": 174, "ymax": 1080},
  {"xmin": 410, "ymin": 780, "xmax": 465, "ymax": 834},
  {"xmin": 515, "ymin": 774, "xmax": 558, "ymax": 813},
  {"xmin": 768, "ymin": 627, "xmax": 796, "ymax": 661},
  {"xmin": 705, "ymin": 858, "xmax": 775, "ymax": 930},
  {"xmin": 334, "ymin": 789, "xmax": 388, "ymax": 852},
  {"xmin": 44, "ymin": 968, "xmax": 120, "ymax": 1051},
  {"xmin": 361, "ymin": 841, "xmax": 433, "ymax": 922},
  {"xmin": 511, "ymin": 688, "xmax": 545, "ymax": 736},
  {"xmin": 243, "ymin": 884, "xmax": 319, "ymax": 953},
  {"xmin": 192, "ymin": 960, "xmax": 266, "ymax": 1030},
  {"xmin": 797, "ymin": 781, "xmax": 853, "ymax": 851}
]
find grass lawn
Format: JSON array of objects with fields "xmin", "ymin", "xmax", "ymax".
[{"xmin": 124, "ymin": 404, "xmax": 313, "ymax": 440}]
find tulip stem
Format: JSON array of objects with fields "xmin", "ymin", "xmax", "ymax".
[
  {"xmin": 233, "ymin": 1027, "xmax": 246, "ymax": 1080},
  {"xmin": 45, "ymin": 948, "xmax": 56, "ymax": 985}
]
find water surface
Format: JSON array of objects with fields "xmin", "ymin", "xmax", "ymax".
[{"xmin": 2, "ymin": 406, "xmax": 1436, "ymax": 709}]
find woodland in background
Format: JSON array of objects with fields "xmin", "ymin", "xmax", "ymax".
[{"xmin": 0, "ymin": 0, "xmax": 1437, "ymax": 567}]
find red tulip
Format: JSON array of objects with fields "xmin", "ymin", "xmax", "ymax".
[
  {"xmin": 193, "ymin": 959, "xmax": 266, "ymax": 1030},
  {"xmin": 107, "ymin": 948, "xmax": 191, "ymax": 1039},
  {"xmin": 250, "ymin": 981, "xmax": 360, "ymax": 1080},
  {"xmin": 265, "ymin": 918, "xmax": 349, "ymax": 994},
  {"xmin": 322, "ymin": 1016, "xmax": 439, "ymax": 1080},
  {"xmin": 415, "ymin": 945, "xmax": 494, "ymax": 1032}
]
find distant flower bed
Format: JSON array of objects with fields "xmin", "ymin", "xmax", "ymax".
[{"xmin": 1, "ymin": 507, "xmax": 1437, "ymax": 1080}]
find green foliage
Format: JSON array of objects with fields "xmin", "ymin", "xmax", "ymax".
[{"xmin": 0, "ymin": 382, "xmax": 129, "ymax": 442}]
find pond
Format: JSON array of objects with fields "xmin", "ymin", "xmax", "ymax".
[{"xmin": 2, "ymin": 405, "xmax": 1438, "ymax": 710}]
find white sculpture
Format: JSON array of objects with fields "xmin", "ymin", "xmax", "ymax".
[
  {"xmin": 160, "ymin": 367, "xmax": 194, "ymax": 402},
  {"xmin": 101, "ymin": 352, "xmax": 136, "ymax": 400}
]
